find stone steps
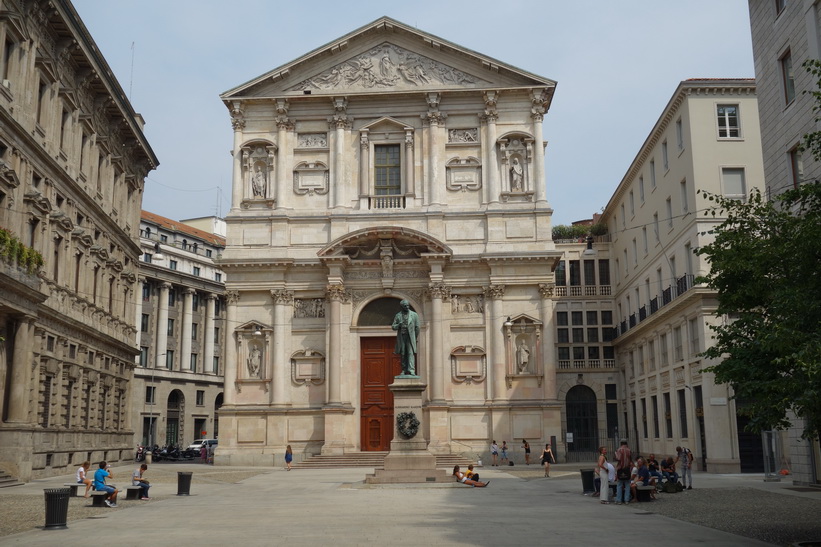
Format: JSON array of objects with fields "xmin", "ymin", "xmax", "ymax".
[
  {"xmin": 0, "ymin": 471, "xmax": 23, "ymax": 488},
  {"xmin": 293, "ymin": 452, "xmax": 475, "ymax": 469}
]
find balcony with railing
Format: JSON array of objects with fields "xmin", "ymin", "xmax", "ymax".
[
  {"xmin": 615, "ymin": 274, "xmax": 696, "ymax": 338},
  {"xmin": 558, "ymin": 359, "xmax": 617, "ymax": 370},
  {"xmin": 554, "ymin": 285, "xmax": 612, "ymax": 297},
  {"xmin": 369, "ymin": 195, "xmax": 406, "ymax": 209}
]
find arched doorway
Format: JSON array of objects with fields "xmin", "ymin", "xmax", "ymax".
[
  {"xmin": 166, "ymin": 390, "xmax": 185, "ymax": 447},
  {"xmin": 358, "ymin": 297, "xmax": 410, "ymax": 451},
  {"xmin": 565, "ymin": 385, "xmax": 599, "ymax": 462}
]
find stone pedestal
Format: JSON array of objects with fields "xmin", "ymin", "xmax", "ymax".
[{"xmin": 365, "ymin": 376, "xmax": 451, "ymax": 484}]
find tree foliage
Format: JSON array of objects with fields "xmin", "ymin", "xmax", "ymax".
[{"xmin": 696, "ymin": 184, "xmax": 821, "ymax": 439}]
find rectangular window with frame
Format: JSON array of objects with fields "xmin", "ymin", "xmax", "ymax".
[
  {"xmin": 206, "ymin": 249, "xmax": 213, "ymax": 258},
  {"xmin": 142, "ymin": 283, "xmax": 150, "ymax": 301},
  {"xmin": 598, "ymin": 260, "xmax": 610, "ymax": 286},
  {"xmin": 717, "ymin": 105, "xmax": 740, "ymax": 138},
  {"xmin": 587, "ymin": 328, "xmax": 599, "ymax": 343},
  {"xmin": 212, "ymin": 356, "xmax": 220, "ymax": 374},
  {"xmin": 556, "ymin": 312, "xmax": 568, "ymax": 326},
  {"xmin": 781, "ymin": 50, "xmax": 795, "ymax": 104},
  {"xmin": 721, "ymin": 167, "xmax": 747, "ymax": 201},
  {"xmin": 214, "ymin": 327, "xmax": 221, "ymax": 344},
  {"xmin": 141, "ymin": 314, "xmax": 149, "ymax": 332},
  {"xmin": 666, "ymin": 198, "xmax": 673, "ymax": 228},
  {"xmin": 586, "ymin": 311, "xmax": 598, "ymax": 325},
  {"xmin": 167, "ymin": 318, "xmax": 174, "ymax": 336},
  {"xmin": 215, "ymin": 272, "xmax": 222, "ymax": 282},
  {"xmin": 660, "ymin": 333, "xmax": 668, "ymax": 366},
  {"xmin": 558, "ymin": 347, "xmax": 570, "ymax": 361},
  {"xmin": 196, "ymin": 390, "xmax": 205, "ymax": 406},
  {"xmin": 678, "ymin": 388, "xmax": 688, "ymax": 438},
  {"xmin": 168, "ymin": 289, "xmax": 176, "ymax": 307},
  {"xmin": 572, "ymin": 328, "xmax": 584, "ymax": 343},
  {"xmin": 601, "ymin": 311, "xmax": 613, "ymax": 325},
  {"xmin": 190, "ymin": 353, "xmax": 198, "ymax": 371},
  {"xmin": 557, "ymin": 329, "xmax": 569, "ymax": 343},
  {"xmin": 689, "ymin": 317, "xmax": 699, "ymax": 355},
  {"xmin": 374, "ymin": 144, "xmax": 401, "ymax": 195},
  {"xmin": 555, "ymin": 261, "xmax": 566, "ymax": 286},
  {"xmin": 676, "ymin": 118, "xmax": 683, "ymax": 150},
  {"xmin": 145, "ymin": 386, "xmax": 155, "ymax": 404},
  {"xmin": 169, "ymin": 259, "xmax": 177, "ymax": 270},
  {"xmin": 680, "ymin": 179, "xmax": 688, "ymax": 212},
  {"xmin": 193, "ymin": 266, "xmax": 201, "ymax": 277},
  {"xmin": 650, "ymin": 159, "xmax": 656, "ymax": 188},
  {"xmin": 569, "ymin": 260, "xmax": 581, "ymax": 286},
  {"xmin": 165, "ymin": 350, "xmax": 174, "ymax": 370},
  {"xmin": 583, "ymin": 260, "xmax": 596, "ymax": 286},
  {"xmin": 662, "ymin": 141, "xmax": 669, "ymax": 171},
  {"xmin": 641, "ymin": 398, "xmax": 648, "ymax": 438},
  {"xmin": 664, "ymin": 392, "xmax": 673, "ymax": 438},
  {"xmin": 652, "ymin": 395, "xmax": 660, "ymax": 437},
  {"xmin": 674, "ymin": 326, "xmax": 683, "ymax": 361},
  {"xmin": 571, "ymin": 311, "xmax": 584, "ymax": 325},
  {"xmin": 639, "ymin": 176, "xmax": 645, "ymax": 202},
  {"xmin": 139, "ymin": 346, "xmax": 149, "ymax": 367},
  {"xmin": 192, "ymin": 323, "xmax": 198, "ymax": 341},
  {"xmin": 790, "ymin": 146, "xmax": 804, "ymax": 189}
]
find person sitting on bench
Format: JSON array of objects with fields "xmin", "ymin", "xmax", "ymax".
[
  {"xmin": 453, "ymin": 465, "xmax": 489, "ymax": 487},
  {"xmin": 93, "ymin": 461, "xmax": 118, "ymax": 508},
  {"xmin": 661, "ymin": 456, "xmax": 679, "ymax": 484}
]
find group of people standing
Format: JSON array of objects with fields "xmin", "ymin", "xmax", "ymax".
[
  {"xmin": 489, "ymin": 439, "xmax": 556, "ymax": 476},
  {"xmin": 596, "ymin": 441, "xmax": 693, "ymax": 504}
]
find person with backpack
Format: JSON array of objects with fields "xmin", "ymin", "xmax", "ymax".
[
  {"xmin": 676, "ymin": 446, "xmax": 694, "ymax": 489},
  {"xmin": 614, "ymin": 439, "xmax": 633, "ymax": 504}
]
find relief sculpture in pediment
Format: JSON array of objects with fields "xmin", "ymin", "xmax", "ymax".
[{"xmin": 290, "ymin": 43, "xmax": 488, "ymax": 92}]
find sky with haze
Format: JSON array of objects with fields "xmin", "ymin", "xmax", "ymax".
[{"xmin": 71, "ymin": 0, "xmax": 755, "ymax": 227}]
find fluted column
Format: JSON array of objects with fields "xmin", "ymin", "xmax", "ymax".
[
  {"xmin": 224, "ymin": 291, "xmax": 239, "ymax": 405},
  {"xmin": 359, "ymin": 129, "xmax": 369, "ymax": 199},
  {"xmin": 325, "ymin": 285, "xmax": 347, "ymax": 406},
  {"xmin": 484, "ymin": 92, "xmax": 499, "ymax": 203},
  {"xmin": 270, "ymin": 289, "xmax": 293, "ymax": 406},
  {"xmin": 155, "ymin": 282, "xmax": 171, "ymax": 368},
  {"xmin": 204, "ymin": 294, "xmax": 216, "ymax": 374},
  {"xmin": 7, "ymin": 316, "xmax": 35, "ymax": 423},
  {"xmin": 181, "ymin": 289, "xmax": 194, "ymax": 372},
  {"xmin": 330, "ymin": 97, "xmax": 349, "ymax": 209},
  {"xmin": 484, "ymin": 285, "xmax": 506, "ymax": 401},
  {"xmin": 276, "ymin": 118, "xmax": 290, "ymax": 209},
  {"xmin": 405, "ymin": 129, "xmax": 415, "ymax": 197},
  {"xmin": 539, "ymin": 283, "xmax": 557, "ymax": 399},
  {"xmin": 428, "ymin": 283, "xmax": 449, "ymax": 403},
  {"xmin": 230, "ymin": 102, "xmax": 245, "ymax": 210},
  {"xmin": 531, "ymin": 90, "xmax": 548, "ymax": 204}
]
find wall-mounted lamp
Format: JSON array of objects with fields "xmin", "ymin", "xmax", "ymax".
[
  {"xmin": 253, "ymin": 324, "xmax": 262, "ymax": 336},
  {"xmin": 582, "ymin": 235, "xmax": 596, "ymax": 256},
  {"xmin": 503, "ymin": 316, "xmax": 513, "ymax": 328},
  {"xmin": 153, "ymin": 242, "xmax": 164, "ymax": 261}
]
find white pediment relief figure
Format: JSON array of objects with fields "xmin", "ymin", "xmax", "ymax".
[{"xmin": 289, "ymin": 43, "xmax": 489, "ymax": 92}]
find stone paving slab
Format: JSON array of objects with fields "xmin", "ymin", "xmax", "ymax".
[{"xmin": 0, "ymin": 463, "xmax": 818, "ymax": 546}]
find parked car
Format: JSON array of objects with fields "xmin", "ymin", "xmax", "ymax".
[{"xmin": 188, "ymin": 439, "xmax": 218, "ymax": 452}]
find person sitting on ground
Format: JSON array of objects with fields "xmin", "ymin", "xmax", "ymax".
[
  {"xmin": 464, "ymin": 464, "xmax": 479, "ymax": 482},
  {"xmin": 132, "ymin": 463, "xmax": 150, "ymax": 500},
  {"xmin": 93, "ymin": 461, "xmax": 118, "ymax": 508},
  {"xmin": 661, "ymin": 456, "xmax": 679, "ymax": 484},
  {"xmin": 76, "ymin": 460, "xmax": 93, "ymax": 498},
  {"xmin": 453, "ymin": 465, "xmax": 489, "ymax": 487}
]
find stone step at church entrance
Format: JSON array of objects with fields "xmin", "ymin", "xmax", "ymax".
[{"xmin": 292, "ymin": 452, "xmax": 474, "ymax": 469}]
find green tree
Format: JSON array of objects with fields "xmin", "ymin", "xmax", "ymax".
[{"xmin": 696, "ymin": 183, "xmax": 821, "ymax": 439}]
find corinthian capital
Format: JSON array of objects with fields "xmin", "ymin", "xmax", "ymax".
[
  {"xmin": 225, "ymin": 290, "xmax": 240, "ymax": 304},
  {"xmin": 483, "ymin": 284, "xmax": 505, "ymax": 300},
  {"xmin": 325, "ymin": 284, "xmax": 349, "ymax": 303},
  {"xmin": 538, "ymin": 283, "xmax": 555, "ymax": 298},
  {"xmin": 427, "ymin": 282, "xmax": 451, "ymax": 300},
  {"xmin": 270, "ymin": 289, "xmax": 294, "ymax": 305}
]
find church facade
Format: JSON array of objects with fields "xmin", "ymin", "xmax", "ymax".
[{"xmin": 216, "ymin": 17, "xmax": 564, "ymax": 465}]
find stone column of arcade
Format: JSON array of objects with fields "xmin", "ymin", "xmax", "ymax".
[
  {"xmin": 484, "ymin": 92, "xmax": 500, "ymax": 203},
  {"xmin": 154, "ymin": 283, "xmax": 170, "ymax": 368},
  {"xmin": 230, "ymin": 103, "xmax": 245, "ymax": 210},
  {"xmin": 531, "ymin": 91, "xmax": 548, "ymax": 204},
  {"xmin": 485, "ymin": 285, "xmax": 507, "ymax": 401},
  {"xmin": 426, "ymin": 281, "xmax": 450, "ymax": 454},
  {"xmin": 321, "ymin": 284, "xmax": 350, "ymax": 455},
  {"xmin": 538, "ymin": 284, "xmax": 557, "ymax": 400},
  {"xmin": 180, "ymin": 289, "xmax": 194, "ymax": 372},
  {"xmin": 203, "ymin": 294, "xmax": 216, "ymax": 375}
]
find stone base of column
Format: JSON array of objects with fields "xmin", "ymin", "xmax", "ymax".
[
  {"xmin": 365, "ymin": 376, "xmax": 451, "ymax": 484},
  {"xmin": 321, "ymin": 405, "xmax": 355, "ymax": 455}
]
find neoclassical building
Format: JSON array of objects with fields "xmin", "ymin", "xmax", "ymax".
[
  {"xmin": 0, "ymin": 0, "xmax": 157, "ymax": 480},
  {"xmin": 216, "ymin": 17, "xmax": 563, "ymax": 465},
  {"xmin": 133, "ymin": 211, "xmax": 226, "ymax": 450}
]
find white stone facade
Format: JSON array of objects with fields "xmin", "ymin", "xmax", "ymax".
[
  {"xmin": 0, "ymin": 0, "xmax": 157, "ymax": 481},
  {"xmin": 216, "ymin": 17, "xmax": 562, "ymax": 465},
  {"xmin": 601, "ymin": 80, "xmax": 766, "ymax": 473}
]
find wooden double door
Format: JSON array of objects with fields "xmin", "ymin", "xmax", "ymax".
[{"xmin": 360, "ymin": 337, "xmax": 402, "ymax": 451}]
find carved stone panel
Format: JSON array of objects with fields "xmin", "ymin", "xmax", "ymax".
[
  {"xmin": 290, "ymin": 42, "xmax": 488, "ymax": 92},
  {"xmin": 450, "ymin": 294, "xmax": 484, "ymax": 314},
  {"xmin": 294, "ymin": 298, "xmax": 326, "ymax": 318},
  {"xmin": 450, "ymin": 346, "xmax": 487, "ymax": 384},
  {"xmin": 446, "ymin": 157, "xmax": 482, "ymax": 192},
  {"xmin": 293, "ymin": 161, "xmax": 329, "ymax": 195},
  {"xmin": 447, "ymin": 128, "xmax": 479, "ymax": 143},
  {"xmin": 291, "ymin": 349, "xmax": 325, "ymax": 386},
  {"xmin": 297, "ymin": 133, "xmax": 328, "ymax": 148}
]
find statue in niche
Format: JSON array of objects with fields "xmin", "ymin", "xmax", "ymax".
[
  {"xmin": 516, "ymin": 340, "xmax": 531, "ymax": 373},
  {"xmin": 391, "ymin": 300, "xmax": 419, "ymax": 376},
  {"xmin": 247, "ymin": 343, "xmax": 262, "ymax": 378},
  {"xmin": 451, "ymin": 295, "xmax": 460, "ymax": 314},
  {"xmin": 510, "ymin": 157, "xmax": 524, "ymax": 192},
  {"xmin": 251, "ymin": 164, "xmax": 266, "ymax": 198}
]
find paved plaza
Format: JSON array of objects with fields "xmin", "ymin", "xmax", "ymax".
[{"xmin": 1, "ymin": 463, "xmax": 820, "ymax": 546}]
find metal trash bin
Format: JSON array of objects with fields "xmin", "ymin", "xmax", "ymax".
[
  {"xmin": 177, "ymin": 471, "xmax": 193, "ymax": 495},
  {"xmin": 44, "ymin": 488, "xmax": 71, "ymax": 530},
  {"xmin": 579, "ymin": 468, "xmax": 596, "ymax": 494}
]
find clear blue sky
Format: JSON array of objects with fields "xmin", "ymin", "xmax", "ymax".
[{"xmin": 72, "ymin": 0, "xmax": 755, "ymax": 226}]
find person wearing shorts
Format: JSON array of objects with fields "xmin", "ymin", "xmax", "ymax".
[
  {"xmin": 490, "ymin": 441, "xmax": 499, "ymax": 466},
  {"xmin": 500, "ymin": 441, "xmax": 509, "ymax": 465},
  {"xmin": 93, "ymin": 461, "xmax": 118, "ymax": 507}
]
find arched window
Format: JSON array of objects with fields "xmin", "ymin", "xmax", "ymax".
[{"xmin": 358, "ymin": 297, "xmax": 416, "ymax": 326}]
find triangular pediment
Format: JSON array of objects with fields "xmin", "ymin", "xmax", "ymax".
[
  {"xmin": 222, "ymin": 17, "xmax": 556, "ymax": 100},
  {"xmin": 360, "ymin": 116, "xmax": 411, "ymax": 132}
]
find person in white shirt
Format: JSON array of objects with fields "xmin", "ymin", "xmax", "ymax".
[{"xmin": 76, "ymin": 461, "xmax": 92, "ymax": 498}]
